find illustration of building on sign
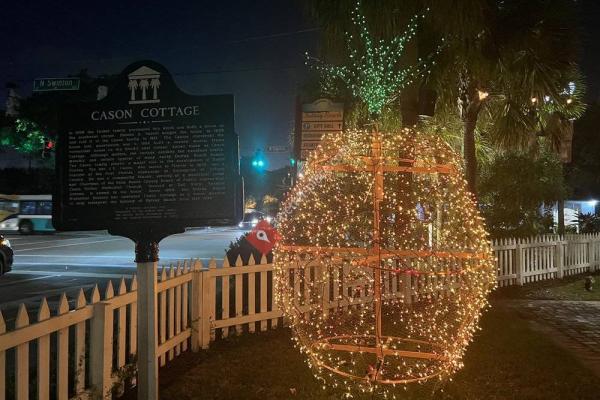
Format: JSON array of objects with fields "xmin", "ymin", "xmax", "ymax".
[{"xmin": 128, "ymin": 66, "xmax": 161, "ymax": 104}]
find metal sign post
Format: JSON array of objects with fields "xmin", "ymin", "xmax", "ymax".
[
  {"xmin": 134, "ymin": 240, "xmax": 160, "ymax": 400},
  {"xmin": 109, "ymin": 226, "xmax": 183, "ymax": 400},
  {"xmin": 135, "ymin": 239, "xmax": 158, "ymax": 399}
]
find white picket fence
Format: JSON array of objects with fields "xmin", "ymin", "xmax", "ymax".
[
  {"xmin": 493, "ymin": 233, "xmax": 600, "ymax": 287},
  {"xmin": 1, "ymin": 233, "xmax": 599, "ymax": 399}
]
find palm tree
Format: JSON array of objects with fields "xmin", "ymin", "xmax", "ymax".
[
  {"xmin": 430, "ymin": 0, "xmax": 585, "ymax": 195},
  {"xmin": 305, "ymin": 0, "xmax": 585, "ymax": 197}
]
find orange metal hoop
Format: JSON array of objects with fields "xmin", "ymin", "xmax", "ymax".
[{"xmin": 311, "ymin": 334, "xmax": 448, "ymax": 384}]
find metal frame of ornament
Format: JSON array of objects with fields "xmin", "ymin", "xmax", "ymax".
[{"xmin": 277, "ymin": 129, "xmax": 493, "ymax": 385}]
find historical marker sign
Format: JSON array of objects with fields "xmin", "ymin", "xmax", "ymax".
[
  {"xmin": 53, "ymin": 60, "xmax": 243, "ymax": 232},
  {"xmin": 295, "ymin": 98, "xmax": 344, "ymax": 161},
  {"xmin": 33, "ymin": 78, "xmax": 80, "ymax": 92}
]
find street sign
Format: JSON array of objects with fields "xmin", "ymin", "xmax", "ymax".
[
  {"xmin": 53, "ymin": 60, "xmax": 243, "ymax": 232},
  {"xmin": 33, "ymin": 78, "xmax": 80, "ymax": 92},
  {"xmin": 266, "ymin": 145, "xmax": 289, "ymax": 153},
  {"xmin": 295, "ymin": 98, "xmax": 344, "ymax": 161}
]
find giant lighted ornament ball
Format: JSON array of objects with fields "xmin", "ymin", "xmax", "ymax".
[{"xmin": 274, "ymin": 128, "xmax": 496, "ymax": 395}]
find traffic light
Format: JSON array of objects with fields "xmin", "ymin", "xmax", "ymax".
[
  {"xmin": 42, "ymin": 139, "xmax": 54, "ymax": 158},
  {"xmin": 252, "ymin": 149, "xmax": 266, "ymax": 171},
  {"xmin": 290, "ymin": 157, "xmax": 296, "ymax": 166}
]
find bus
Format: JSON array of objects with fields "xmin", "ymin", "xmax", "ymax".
[{"xmin": 0, "ymin": 195, "xmax": 55, "ymax": 234}]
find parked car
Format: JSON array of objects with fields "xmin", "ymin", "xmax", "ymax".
[
  {"xmin": 0, "ymin": 235, "xmax": 13, "ymax": 276},
  {"xmin": 237, "ymin": 211, "xmax": 273, "ymax": 230}
]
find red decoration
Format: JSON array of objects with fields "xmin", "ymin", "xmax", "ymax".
[{"xmin": 246, "ymin": 220, "xmax": 280, "ymax": 254}]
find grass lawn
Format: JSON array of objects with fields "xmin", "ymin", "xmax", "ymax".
[
  {"xmin": 141, "ymin": 304, "xmax": 600, "ymax": 400},
  {"xmin": 494, "ymin": 272, "xmax": 600, "ymax": 301}
]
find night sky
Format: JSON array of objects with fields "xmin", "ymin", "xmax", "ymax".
[
  {"xmin": 1, "ymin": 0, "xmax": 315, "ymax": 168},
  {"xmin": 1, "ymin": 0, "xmax": 599, "ymax": 169}
]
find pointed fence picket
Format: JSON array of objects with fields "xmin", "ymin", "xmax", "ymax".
[
  {"xmin": 234, "ymin": 256, "xmax": 244, "ymax": 335},
  {"xmin": 37, "ymin": 299, "xmax": 50, "ymax": 400},
  {"xmin": 158, "ymin": 268, "xmax": 167, "ymax": 367},
  {"xmin": 57, "ymin": 294, "xmax": 69, "ymax": 400},
  {"xmin": 0, "ymin": 234, "xmax": 598, "ymax": 400},
  {"xmin": 247, "ymin": 257, "xmax": 257, "ymax": 334},
  {"xmin": 74, "ymin": 289, "xmax": 87, "ymax": 397}
]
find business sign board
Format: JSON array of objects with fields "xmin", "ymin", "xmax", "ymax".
[
  {"xmin": 53, "ymin": 60, "xmax": 243, "ymax": 233},
  {"xmin": 295, "ymin": 98, "xmax": 344, "ymax": 161},
  {"xmin": 33, "ymin": 78, "xmax": 80, "ymax": 92}
]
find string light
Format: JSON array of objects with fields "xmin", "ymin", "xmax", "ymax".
[
  {"xmin": 306, "ymin": 0, "xmax": 440, "ymax": 118},
  {"xmin": 277, "ymin": 1, "xmax": 494, "ymax": 396},
  {"xmin": 274, "ymin": 128, "xmax": 496, "ymax": 397}
]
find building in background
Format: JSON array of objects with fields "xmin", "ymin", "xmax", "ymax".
[{"xmin": 552, "ymin": 199, "xmax": 598, "ymax": 232}]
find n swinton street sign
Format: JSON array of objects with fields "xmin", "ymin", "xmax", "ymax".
[{"xmin": 33, "ymin": 78, "xmax": 80, "ymax": 92}]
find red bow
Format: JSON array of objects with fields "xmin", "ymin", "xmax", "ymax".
[{"xmin": 246, "ymin": 220, "xmax": 280, "ymax": 254}]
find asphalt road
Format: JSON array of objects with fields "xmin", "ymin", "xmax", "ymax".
[{"xmin": 0, "ymin": 227, "xmax": 245, "ymax": 327}]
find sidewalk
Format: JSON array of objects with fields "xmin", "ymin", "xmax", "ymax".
[{"xmin": 504, "ymin": 299, "xmax": 600, "ymax": 377}]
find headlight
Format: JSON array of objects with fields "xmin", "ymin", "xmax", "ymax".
[
  {"xmin": 0, "ymin": 239, "xmax": 10, "ymax": 248},
  {"xmin": 238, "ymin": 222, "xmax": 243, "ymax": 227},
  {"xmin": 252, "ymin": 218, "xmax": 259, "ymax": 224}
]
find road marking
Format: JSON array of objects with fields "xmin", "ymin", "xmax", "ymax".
[
  {"xmin": 14, "ymin": 262, "xmax": 135, "ymax": 268},
  {"xmin": 11, "ymin": 236, "xmax": 118, "ymax": 248},
  {"xmin": 10, "ymin": 232, "xmax": 239, "ymax": 249},
  {"xmin": 6, "ymin": 234, "xmax": 105, "ymax": 244},
  {"xmin": 0, "ymin": 275, "xmax": 52, "ymax": 287},
  {"xmin": 16, "ymin": 255, "xmax": 191, "ymax": 259},
  {"xmin": 15, "ymin": 254, "xmax": 223, "ymax": 266},
  {"xmin": 9, "ymin": 270, "xmax": 134, "ymax": 279},
  {"xmin": 15, "ymin": 255, "xmax": 136, "ymax": 259},
  {"xmin": 12, "ymin": 257, "xmax": 222, "ymax": 268},
  {"xmin": 13, "ymin": 240, "xmax": 84, "ymax": 247},
  {"xmin": 14, "ymin": 238, "xmax": 126, "ymax": 252}
]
